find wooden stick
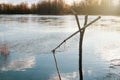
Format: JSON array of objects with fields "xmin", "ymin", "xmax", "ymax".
[
  {"xmin": 81, "ymin": 16, "xmax": 101, "ymax": 30},
  {"xmin": 79, "ymin": 15, "xmax": 88, "ymax": 80},
  {"xmin": 52, "ymin": 16, "xmax": 101, "ymax": 52},
  {"xmin": 84, "ymin": 15, "xmax": 88, "ymax": 26},
  {"xmin": 75, "ymin": 14, "xmax": 81, "ymax": 32},
  {"xmin": 52, "ymin": 51, "xmax": 62, "ymax": 80},
  {"xmin": 79, "ymin": 31, "xmax": 83, "ymax": 80},
  {"xmin": 52, "ymin": 31, "xmax": 78, "ymax": 52}
]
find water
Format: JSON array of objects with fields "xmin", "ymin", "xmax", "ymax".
[{"xmin": 0, "ymin": 15, "xmax": 120, "ymax": 80}]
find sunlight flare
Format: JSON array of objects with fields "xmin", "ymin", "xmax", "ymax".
[
  {"xmin": 112, "ymin": 0, "xmax": 120, "ymax": 6},
  {"xmin": 65, "ymin": 0, "xmax": 83, "ymax": 4}
]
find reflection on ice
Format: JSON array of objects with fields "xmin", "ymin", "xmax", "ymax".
[
  {"xmin": 110, "ymin": 59, "xmax": 120, "ymax": 71},
  {"xmin": 97, "ymin": 73, "xmax": 120, "ymax": 80},
  {"xmin": 0, "ymin": 56, "xmax": 35, "ymax": 71},
  {"xmin": 49, "ymin": 72, "xmax": 79, "ymax": 80},
  {"xmin": 111, "ymin": 59, "xmax": 120, "ymax": 66},
  {"xmin": 99, "ymin": 43, "xmax": 120, "ymax": 61}
]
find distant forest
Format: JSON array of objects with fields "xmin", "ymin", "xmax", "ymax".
[{"xmin": 0, "ymin": 0, "xmax": 120, "ymax": 15}]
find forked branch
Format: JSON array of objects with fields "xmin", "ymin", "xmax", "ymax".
[
  {"xmin": 81, "ymin": 16, "xmax": 101, "ymax": 30},
  {"xmin": 52, "ymin": 16, "xmax": 101, "ymax": 52}
]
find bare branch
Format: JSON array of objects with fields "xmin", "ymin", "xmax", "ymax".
[
  {"xmin": 81, "ymin": 16, "xmax": 101, "ymax": 30},
  {"xmin": 84, "ymin": 15, "xmax": 88, "ymax": 26},
  {"xmin": 52, "ymin": 16, "xmax": 101, "ymax": 52},
  {"xmin": 71, "ymin": 9, "xmax": 77, "ymax": 15},
  {"xmin": 52, "ymin": 31, "xmax": 79, "ymax": 52},
  {"xmin": 75, "ymin": 14, "xmax": 81, "ymax": 31},
  {"xmin": 52, "ymin": 51, "xmax": 62, "ymax": 80}
]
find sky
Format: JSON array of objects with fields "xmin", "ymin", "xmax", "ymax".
[
  {"xmin": 0, "ymin": 0, "xmax": 103, "ymax": 5},
  {"xmin": 0, "ymin": 0, "xmax": 119, "ymax": 6},
  {"xmin": 0, "ymin": 0, "xmax": 92, "ymax": 5},
  {"xmin": 0, "ymin": 0, "xmax": 42, "ymax": 4},
  {"xmin": 0, "ymin": 0, "xmax": 85, "ymax": 4}
]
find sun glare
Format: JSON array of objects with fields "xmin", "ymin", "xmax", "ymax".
[
  {"xmin": 112, "ymin": 0, "xmax": 119, "ymax": 6},
  {"xmin": 65, "ymin": 0, "xmax": 83, "ymax": 5}
]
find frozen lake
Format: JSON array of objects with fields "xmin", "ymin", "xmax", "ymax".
[{"xmin": 0, "ymin": 15, "xmax": 120, "ymax": 80}]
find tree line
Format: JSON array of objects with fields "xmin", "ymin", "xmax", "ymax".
[
  {"xmin": 0, "ymin": 0, "xmax": 120, "ymax": 15},
  {"xmin": 0, "ymin": 0, "xmax": 70, "ymax": 15}
]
